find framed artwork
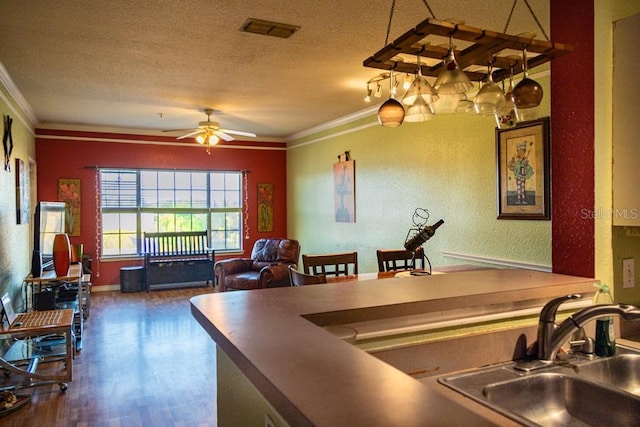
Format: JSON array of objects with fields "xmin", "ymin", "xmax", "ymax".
[
  {"xmin": 15, "ymin": 158, "xmax": 29, "ymax": 224},
  {"xmin": 58, "ymin": 178, "xmax": 81, "ymax": 236},
  {"xmin": 257, "ymin": 183, "xmax": 274, "ymax": 232},
  {"xmin": 3, "ymin": 115, "xmax": 13, "ymax": 171},
  {"xmin": 333, "ymin": 159, "xmax": 355, "ymax": 223},
  {"xmin": 496, "ymin": 117, "xmax": 550, "ymax": 220}
]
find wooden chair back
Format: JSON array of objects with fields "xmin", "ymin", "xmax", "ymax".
[
  {"xmin": 376, "ymin": 247, "xmax": 425, "ymax": 272},
  {"xmin": 288, "ymin": 265, "xmax": 327, "ymax": 286},
  {"xmin": 302, "ymin": 252, "xmax": 358, "ymax": 276}
]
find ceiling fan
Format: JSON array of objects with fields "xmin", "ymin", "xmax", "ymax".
[{"xmin": 162, "ymin": 108, "xmax": 257, "ymax": 147}]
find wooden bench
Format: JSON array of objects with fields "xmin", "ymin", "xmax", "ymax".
[{"xmin": 143, "ymin": 231, "xmax": 214, "ymax": 291}]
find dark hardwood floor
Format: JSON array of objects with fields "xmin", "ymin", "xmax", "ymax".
[{"xmin": 2, "ymin": 287, "xmax": 219, "ymax": 426}]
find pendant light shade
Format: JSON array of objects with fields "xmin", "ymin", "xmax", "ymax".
[
  {"xmin": 433, "ymin": 44, "xmax": 473, "ymax": 95},
  {"xmin": 377, "ymin": 68, "xmax": 405, "ymax": 127},
  {"xmin": 378, "ymin": 98, "xmax": 405, "ymax": 127}
]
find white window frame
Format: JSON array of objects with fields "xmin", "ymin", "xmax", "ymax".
[{"xmin": 99, "ymin": 168, "xmax": 243, "ymax": 257}]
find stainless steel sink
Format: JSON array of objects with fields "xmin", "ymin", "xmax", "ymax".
[
  {"xmin": 482, "ymin": 372, "xmax": 640, "ymax": 426},
  {"xmin": 438, "ymin": 345, "xmax": 640, "ymax": 426},
  {"xmin": 574, "ymin": 353, "xmax": 640, "ymax": 396}
]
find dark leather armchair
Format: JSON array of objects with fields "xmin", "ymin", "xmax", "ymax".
[{"xmin": 215, "ymin": 238, "xmax": 300, "ymax": 291}]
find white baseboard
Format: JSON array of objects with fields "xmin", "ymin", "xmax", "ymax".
[
  {"xmin": 92, "ymin": 285, "xmax": 120, "ymax": 292},
  {"xmin": 440, "ymin": 251, "xmax": 552, "ymax": 272}
]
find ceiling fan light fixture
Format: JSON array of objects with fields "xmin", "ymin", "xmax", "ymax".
[
  {"xmin": 209, "ymin": 134, "xmax": 220, "ymax": 146},
  {"xmin": 164, "ymin": 107, "xmax": 257, "ymax": 150}
]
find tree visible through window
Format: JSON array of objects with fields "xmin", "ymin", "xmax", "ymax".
[{"xmin": 100, "ymin": 169, "xmax": 242, "ymax": 256}]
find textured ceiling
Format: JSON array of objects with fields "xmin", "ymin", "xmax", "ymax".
[{"xmin": 0, "ymin": 0, "xmax": 549, "ymax": 140}]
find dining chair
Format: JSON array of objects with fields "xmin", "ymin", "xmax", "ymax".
[
  {"xmin": 376, "ymin": 247, "xmax": 426, "ymax": 272},
  {"xmin": 288, "ymin": 265, "xmax": 327, "ymax": 286},
  {"xmin": 302, "ymin": 252, "xmax": 358, "ymax": 277}
]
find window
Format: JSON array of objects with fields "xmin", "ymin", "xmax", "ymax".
[{"xmin": 100, "ymin": 169, "xmax": 242, "ymax": 256}]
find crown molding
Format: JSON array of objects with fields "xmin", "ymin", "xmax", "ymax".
[
  {"xmin": 37, "ymin": 122, "xmax": 286, "ymax": 143},
  {"xmin": 0, "ymin": 61, "xmax": 38, "ymax": 128},
  {"xmin": 286, "ymin": 105, "xmax": 379, "ymax": 141}
]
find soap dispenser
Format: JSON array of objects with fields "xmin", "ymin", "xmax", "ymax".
[{"xmin": 594, "ymin": 283, "xmax": 616, "ymax": 357}]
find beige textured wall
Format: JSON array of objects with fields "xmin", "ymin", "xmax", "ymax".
[
  {"xmin": 595, "ymin": 0, "xmax": 640, "ymax": 303},
  {"xmin": 287, "ymin": 78, "xmax": 552, "ymax": 274},
  {"xmin": 0, "ymin": 79, "xmax": 36, "ymax": 304}
]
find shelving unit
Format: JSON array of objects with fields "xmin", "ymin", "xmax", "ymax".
[
  {"xmin": 0, "ymin": 309, "xmax": 74, "ymax": 391},
  {"xmin": 22, "ymin": 264, "xmax": 86, "ymax": 352}
]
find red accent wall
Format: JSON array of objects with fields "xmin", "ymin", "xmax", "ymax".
[
  {"xmin": 550, "ymin": 1, "xmax": 595, "ymax": 277},
  {"xmin": 35, "ymin": 129, "xmax": 287, "ymax": 287}
]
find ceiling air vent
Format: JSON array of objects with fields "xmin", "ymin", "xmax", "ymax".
[{"xmin": 239, "ymin": 18, "xmax": 300, "ymax": 39}]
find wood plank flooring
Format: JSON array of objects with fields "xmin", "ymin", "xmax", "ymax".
[{"xmin": 2, "ymin": 287, "xmax": 219, "ymax": 427}]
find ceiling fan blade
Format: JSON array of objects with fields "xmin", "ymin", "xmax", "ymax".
[
  {"xmin": 220, "ymin": 129, "xmax": 257, "ymax": 138},
  {"xmin": 214, "ymin": 131, "xmax": 235, "ymax": 142},
  {"xmin": 162, "ymin": 128, "xmax": 195, "ymax": 133},
  {"xmin": 177, "ymin": 130, "xmax": 203, "ymax": 140}
]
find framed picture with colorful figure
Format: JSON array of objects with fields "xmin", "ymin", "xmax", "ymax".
[{"xmin": 496, "ymin": 117, "xmax": 550, "ymax": 220}]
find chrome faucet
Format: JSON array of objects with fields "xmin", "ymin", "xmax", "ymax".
[{"xmin": 537, "ymin": 293, "xmax": 640, "ymax": 361}]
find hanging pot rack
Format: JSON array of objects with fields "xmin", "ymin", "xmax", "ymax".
[{"xmin": 363, "ymin": 17, "xmax": 573, "ymax": 83}]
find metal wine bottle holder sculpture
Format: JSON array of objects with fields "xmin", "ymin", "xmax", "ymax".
[{"xmin": 404, "ymin": 208, "xmax": 444, "ymax": 275}]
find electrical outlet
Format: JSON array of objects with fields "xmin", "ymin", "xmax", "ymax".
[{"xmin": 623, "ymin": 258, "xmax": 635, "ymax": 288}]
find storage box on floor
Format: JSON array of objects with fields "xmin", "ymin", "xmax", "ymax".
[{"xmin": 120, "ymin": 266, "xmax": 145, "ymax": 292}]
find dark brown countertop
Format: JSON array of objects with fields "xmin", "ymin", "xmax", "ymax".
[{"xmin": 191, "ymin": 269, "xmax": 597, "ymax": 426}]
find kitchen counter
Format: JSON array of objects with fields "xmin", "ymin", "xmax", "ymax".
[{"xmin": 191, "ymin": 269, "xmax": 598, "ymax": 426}]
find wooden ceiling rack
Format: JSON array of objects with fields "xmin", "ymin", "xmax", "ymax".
[{"xmin": 363, "ymin": 18, "xmax": 573, "ymax": 83}]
